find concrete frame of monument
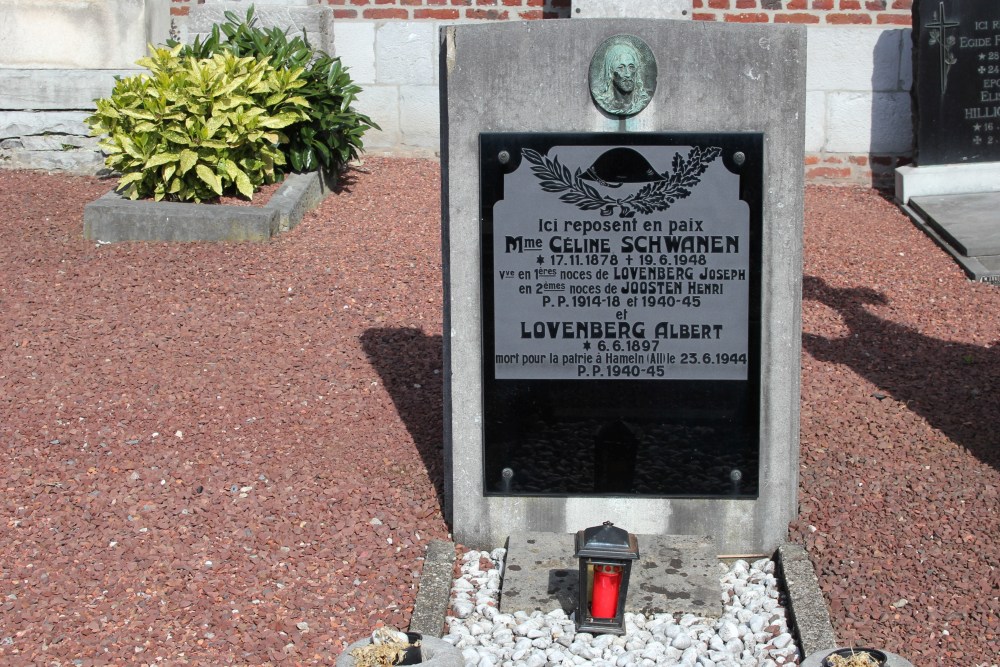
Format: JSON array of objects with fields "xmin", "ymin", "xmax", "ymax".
[
  {"xmin": 442, "ymin": 17, "xmax": 807, "ymax": 556},
  {"xmin": 588, "ymin": 34, "xmax": 657, "ymax": 117}
]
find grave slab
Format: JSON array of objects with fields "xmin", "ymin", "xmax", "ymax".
[
  {"xmin": 899, "ymin": 193, "xmax": 1000, "ymax": 282},
  {"xmin": 909, "ymin": 193, "xmax": 1000, "ymax": 257},
  {"xmin": 499, "ymin": 532, "xmax": 721, "ymax": 618}
]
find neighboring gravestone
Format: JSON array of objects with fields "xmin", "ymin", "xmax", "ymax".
[
  {"xmin": 896, "ymin": 0, "xmax": 1000, "ymax": 282},
  {"xmin": 571, "ymin": 0, "xmax": 692, "ymax": 20},
  {"xmin": 441, "ymin": 19, "xmax": 806, "ymax": 555},
  {"xmin": 912, "ymin": 0, "xmax": 1000, "ymax": 165}
]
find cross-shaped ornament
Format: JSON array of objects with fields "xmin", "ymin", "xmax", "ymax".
[{"xmin": 926, "ymin": 1, "xmax": 959, "ymax": 97}]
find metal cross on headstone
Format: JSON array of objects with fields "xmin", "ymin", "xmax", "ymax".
[{"xmin": 926, "ymin": 1, "xmax": 959, "ymax": 97}]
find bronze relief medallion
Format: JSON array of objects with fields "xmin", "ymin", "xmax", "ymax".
[{"xmin": 589, "ymin": 34, "xmax": 657, "ymax": 118}]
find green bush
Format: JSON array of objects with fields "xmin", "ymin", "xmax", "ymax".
[
  {"xmin": 87, "ymin": 45, "xmax": 309, "ymax": 202},
  {"xmin": 170, "ymin": 5, "xmax": 378, "ymax": 173}
]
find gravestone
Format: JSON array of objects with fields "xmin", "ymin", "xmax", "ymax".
[
  {"xmin": 912, "ymin": 0, "xmax": 1000, "ymax": 165},
  {"xmin": 571, "ymin": 0, "xmax": 692, "ymax": 20},
  {"xmin": 441, "ymin": 19, "xmax": 806, "ymax": 555},
  {"xmin": 896, "ymin": 0, "xmax": 1000, "ymax": 282}
]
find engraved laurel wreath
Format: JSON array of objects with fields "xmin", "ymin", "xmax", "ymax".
[{"xmin": 522, "ymin": 146, "xmax": 722, "ymax": 218}]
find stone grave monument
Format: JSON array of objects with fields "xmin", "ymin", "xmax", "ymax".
[
  {"xmin": 896, "ymin": 0, "xmax": 1000, "ymax": 282},
  {"xmin": 441, "ymin": 19, "xmax": 806, "ymax": 559}
]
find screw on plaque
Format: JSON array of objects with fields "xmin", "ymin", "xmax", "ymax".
[
  {"xmin": 498, "ymin": 150, "xmax": 511, "ymax": 164},
  {"xmin": 732, "ymin": 151, "xmax": 746, "ymax": 167},
  {"xmin": 729, "ymin": 468, "xmax": 743, "ymax": 495},
  {"xmin": 500, "ymin": 467, "xmax": 514, "ymax": 493}
]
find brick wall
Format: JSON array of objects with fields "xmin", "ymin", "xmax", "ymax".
[
  {"xmin": 691, "ymin": 0, "xmax": 912, "ymax": 25},
  {"xmin": 169, "ymin": 0, "xmax": 572, "ymax": 20},
  {"xmin": 806, "ymin": 154, "xmax": 910, "ymax": 189},
  {"xmin": 169, "ymin": 0, "xmax": 910, "ymax": 26},
  {"xmin": 322, "ymin": 0, "xmax": 571, "ymax": 21}
]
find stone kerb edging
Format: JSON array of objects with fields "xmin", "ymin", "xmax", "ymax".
[
  {"xmin": 408, "ymin": 540, "xmax": 458, "ymax": 638},
  {"xmin": 408, "ymin": 539, "xmax": 840, "ymax": 660},
  {"xmin": 83, "ymin": 170, "xmax": 333, "ymax": 243},
  {"xmin": 776, "ymin": 542, "xmax": 839, "ymax": 658}
]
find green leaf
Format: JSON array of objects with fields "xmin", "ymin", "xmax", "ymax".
[
  {"xmin": 179, "ymin": 149, "xmax": 198, "ymax": 175},
  {"xmin": 120, "ymin": 136, "xmax": 142, "ymax": 159},
  {"xmin": 313, "ymin": 139, "xmax": 331, "ymax": 165},
  {"xmin": 205, "ymin": 115, "xmax": 227, "ymax": 137},
  {"xmin": 195, "ymin": 163, "xmax": 223, "ymax": 195},
  {"xmin": 144, "ymin": 152, "xmax": 177, "ymax": 169},
  {"xmin": 259, "ymin": 112, "xmax": 304, "ymax": 129},
  {"xmin": 300, "ymin": 148, "xmax": 316, "ymax": 172},
  {"xmin": 120, "ymin": 108, "xmax": 156, "ymax": 121},
  {"xmin": 117, "ymin": 171, "xmax": 145, "ymax": 187},
  {"xmin": 289, "ymin": 146, "xmax": 303, "ymax": 172},
  {"xmin": 234, "ymin": 170, "xmax": 253, "ymax": 199},
  {"xmin": 218, "ymin": 157, "xmax": 239, "ymax": 181}
]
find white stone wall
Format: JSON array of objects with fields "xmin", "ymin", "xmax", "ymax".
[
  {"xmin": 0, "ymin": 1, "xmax": 916, "ymax": 177},
  {"xmin": 338, "ymin": 21, "xmax": 915, "ymax": 163},
  {"xmin": 0, "ymin": 0, "xmax": 171, "ymax": 171},
  {"xmin": 332, "ymin": 21, "xmax": 442, "ymax": 156},
  {"xmin": 805, "ymin": 25, "xmax": 913, "ymax": 157},
  {"xmin": 0, "ymin": 0, "xmax": 168, "ymax": 69}
]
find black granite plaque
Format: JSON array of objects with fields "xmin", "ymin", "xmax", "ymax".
[
  {"xmin": 480, "ymin": 133, "xmax": 762, "ymax": 498},
  {"xmin": 913, "ymin": 0, "xmax": 1000, "ymax": 165}
]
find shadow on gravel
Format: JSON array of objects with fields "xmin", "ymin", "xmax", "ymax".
[
  {"xmin": 361, "ymin": 328, "xmax": 447, "ymax": 509},
  {"xmin": 802, "ymin": 275, "xmax": 999, "ymax": 472},
  {"xmin": 332, "ymin": 165, "xmax": 361, "ymax": 195}
]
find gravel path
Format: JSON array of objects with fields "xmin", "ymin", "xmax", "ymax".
[{"xmin": 0, "ymin": 161, "xmax": 997, "ymax": 665}]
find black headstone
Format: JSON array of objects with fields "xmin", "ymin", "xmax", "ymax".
[
  {"xmin": 479, "ymin": 132, "xmax": 762, "ymax": 499},
  {"xmin": 913, "ymin": 0, "xmax": 1000, "ymax": 165}
]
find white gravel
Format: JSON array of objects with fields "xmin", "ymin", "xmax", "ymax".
[{"xmin": 442, "ymin": 549, "xmax": 800, "ymax": 667}]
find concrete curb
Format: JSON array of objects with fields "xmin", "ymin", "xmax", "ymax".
[
  {"xmin": 82, "ymin": 170, "xmax": 334, "ymax": 243},
  {"xmin": 776, "ymin": 542, "xmax": 839, "ymax": 659},
  {"xmin": 408, "ymin": 540, "xmax": 457, "ymax": 638}
]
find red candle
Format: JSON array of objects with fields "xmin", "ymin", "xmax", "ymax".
[{"xmin": 590, "ymin": 564, "xmax": 622, "ymax": 619}]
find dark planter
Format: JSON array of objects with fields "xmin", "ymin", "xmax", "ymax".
[
  {"xmin": 335, "ymin": 634, "xmax": 463, "ymax": 667},
  {"xmin": 821, "ymin": 648, "xmax": 889, "ymax": 666}
]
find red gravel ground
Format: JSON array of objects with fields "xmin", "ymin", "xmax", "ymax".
[
  {"xmin": 792, "ymin": 187, "xmax": 999, "ymax": 665},
  {"xmin": 0, "ymin": 161, "xmax": 997, "ymax": 665}
]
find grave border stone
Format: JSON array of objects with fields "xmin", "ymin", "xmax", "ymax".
[{"xmin": 441, "ymin": 19, "xmax": 806, "ymax": 555}]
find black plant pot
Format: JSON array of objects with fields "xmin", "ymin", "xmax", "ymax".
[
  {"xmin": 398, "ymin": 632, "xmax": 423, "ymax": 665},
  {"xmin": 821, "ymin": 648, "xmax": 888, "ymax": 667}
]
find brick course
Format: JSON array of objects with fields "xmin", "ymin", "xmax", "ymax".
[
  {"xmin": 323, "ymin": 0, "xmax": 568, "ymax": 20},
  {"xmin": 171, "ymin": 0, "xmax": 910, "ymax": 25},
  {"xmin": 689, "ymin": 0, "xmax": 910, "ymax": 24},
  {"xmin": 807, "ymin": 153, "xmax": 911, "ymax": 188}
]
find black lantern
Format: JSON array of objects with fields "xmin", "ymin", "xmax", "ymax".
[{"xmin": 573, "ymin": 521, "xmax": 639, "ymax": 634}]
